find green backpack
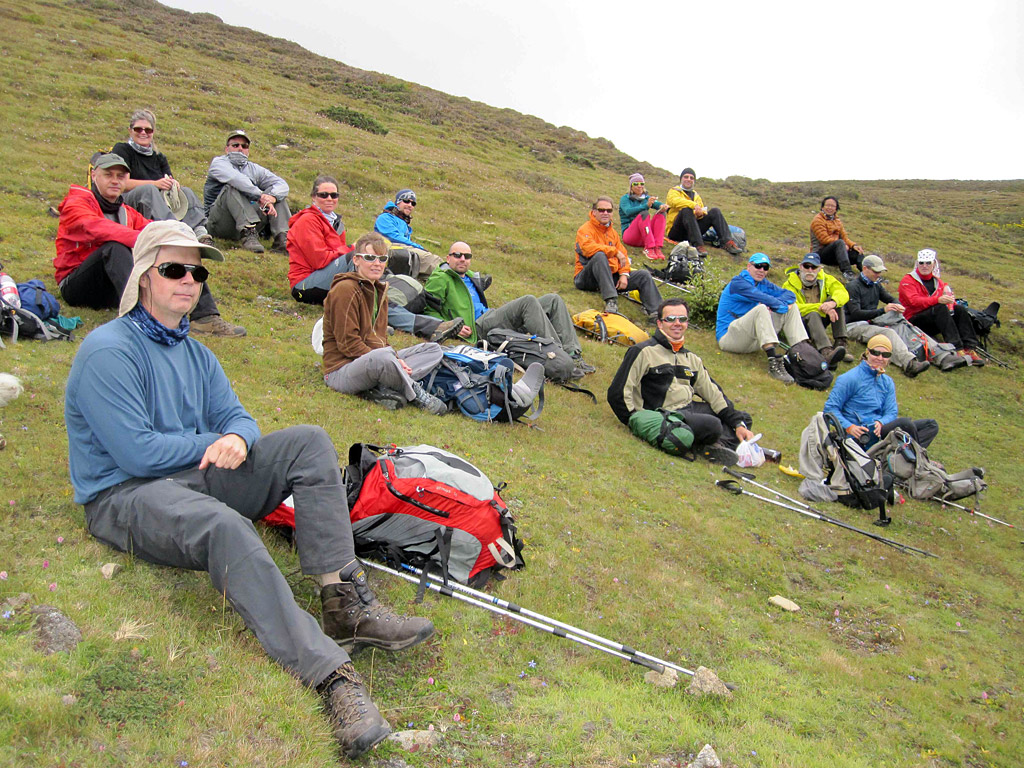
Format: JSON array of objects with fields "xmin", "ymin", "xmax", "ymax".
[{"xmin": 628, "ymin": 409, "xmax": 695, "ymax": 457}]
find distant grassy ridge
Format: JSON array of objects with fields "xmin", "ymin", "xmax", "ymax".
[{"xmin": 1, "ymin": 1, "xmax": 1023, "ymax": 767}]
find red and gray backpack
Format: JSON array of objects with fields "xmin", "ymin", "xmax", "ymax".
[{"xmin": 265, "ymin": 443, "xmax": 524, "ymax": 587}]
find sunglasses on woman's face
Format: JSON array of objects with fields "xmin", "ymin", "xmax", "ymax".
[
  {"xmin": 315, "ymin": 191, "xmax": 339, "ymax": 199},
  {"xmin": 356, "ymin": 253, "xmax": 389, "ymax": 263},
  {"xmin": 156, "ymin": 262, "xmax": 209, "ymax": 282},
  {"xmin": 868, "ymin": 349, "xmax": 892, "ymax": 359}
]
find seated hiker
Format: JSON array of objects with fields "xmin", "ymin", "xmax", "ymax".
[
  {"xmin": 664, "ymin": 168, "xmax": 743, "ymax": 257},
  {"xmin": 54, "ymin": 152, "xmax": 246, "ymax": 337},
  {"xmin": 204, "ymin": 129, "xmax": 291, "ymax": 254},
  {"xmin": 289, "ymin": 176, "xmax": 463, "ymax": 343},
  {"xmin": 608, "ymin": 297, "xmax": 756, "ymax": 465},
  {"xmin": 619, "ymin": 173, "xmax": 668, "ymax": 260},
  {"xmin": 898, "ymin": 248, "xmax": 984, "ymax": 366},
  {"xmin": 373, "ymin": 189, "xmax": 442, "ymax": 278},
  {"xmin": 321, "ymin": 232, "xmax": 449, "ymax": 413},
  {"xmin": 424, "ymin": 241, "xmax": 595, "ymax": 376},
  {"xmin": 574, "ymin": 196, "xmax": 662, "ymax": 319},
  {"xmin": 810, "ymin": 196, "xmax": 864, "ymax": 282},
  {"xmin": 110, "ymin": 109, "xmax": 212, "ymax": 245},
  {"xmin": 715, "ymin": 252, "xmax": 809, "ymax": 384},
  {"xmin": 844, "ymin": 254, "xmax": 931, "ymax": 377},
  {"xmin": 781, "ymin": 253, "xmax": 853, "ymax": 369},
  {"xmin": 824, "ymin": 334, "xmax": 939, "ymax": 450},
  {"xmin": 65, "ymin": 219, "xmax": 433, "ymax": 758}
]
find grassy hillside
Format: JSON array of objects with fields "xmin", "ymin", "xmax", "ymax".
[{"xmin": 1, "ymin": 1, "xmax": 1023, "ymax": 767}]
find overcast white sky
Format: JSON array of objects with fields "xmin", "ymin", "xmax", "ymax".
[{"xmin": 165, "ymin": 0, "xmax": 1022, "ymax": 182}]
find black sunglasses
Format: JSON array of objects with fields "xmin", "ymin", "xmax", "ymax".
[
  {"xmin": 448, "ymin": 252, "xmax": 473, "ymax": 259},
  {"xmin": 751, "ymin": 263, "xmax": 770, "ymax": 271},
  {"xmin": 868, "ymin": 349, "xmax": 892, "ymax": 359},
  {"xmin": 398, "ymin": 198, "xmax": 416, "ymax": 207},
  {"xmin": 156, "ymin": 262, "xmax": 209, "ymax": 282},
  {"xmin": 315, "ymin": 191, "xmax": 339, "ymax": 199},
  {"xmin": 595, "ymin": 207, "xmax": 614, "ymax": 213},
  {"xmin": 660, "ymin": 314, "xmax": 689, "ymax": 323},
  {"xmin": 131, "ymin": 126, "xmax": 154, "ymax": 135},
  {"xmin": 801, "ymin": 263, "xmax": 820, "ymax": 270}
]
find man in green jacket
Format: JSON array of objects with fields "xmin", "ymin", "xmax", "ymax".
[
  {"xmin": 424, "ymin": 241, "xmax": 595, "ymax": 375},
  {"xmin": 781, "ymin": 253, "xmax": 853, "ymax": 368}
]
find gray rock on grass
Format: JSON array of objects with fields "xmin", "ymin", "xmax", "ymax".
[
  {"xmin": 685, "ymin": 666, "xmax": 732, "ymax": 698},
  {"xmin": 688, "ymin": 743, "xmax": 722, "ymax": 768},
  {"xmin": 31, "ymin": 605, "xmax": 82, "ymax": 655}
]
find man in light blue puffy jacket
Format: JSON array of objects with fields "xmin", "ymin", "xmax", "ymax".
[{"xmin": 715, "ymin": 252, "xmax": 809, "ymax": 384}]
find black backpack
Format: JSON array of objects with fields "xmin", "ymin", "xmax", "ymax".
[
  {"xmin": 481, "ymin": 327, "xmax": 576, "ymax": 382},
  {"xmin": 1, "ymin": 298, "xmax": 73, "ymax": 344},
  {"xmin": 784, "ymin": 341, "xmax": 833, "ymax": 390},
  {"xmin": 958, "ymin": 300, "xmax": 1000, "ymax": 350},
  {"xmin": 824, "ymin": 413, "xmax": 894, "ymax": 525}
]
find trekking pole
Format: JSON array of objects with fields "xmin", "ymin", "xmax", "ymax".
[
  {"xmin": 717, "ymin": 470, "xmax": 937, "ymax": 558},
  {"xmin": 932, "ymin": 497, "xmax": 1014, "ymax": 528},
  {"xmin": 974, "ymin": 347, "xmax": 1014, "ymax": 369},
  {"xmin": 648, "ymin": 274, "xmax": 694, "ymax": 295},
  {"xmin": 386, "ymin": 561, "xmax": 720, "ymax": 686},
  {"xmin": 363, "ymin": 559, "xmax": 738, "ymax": 689}
]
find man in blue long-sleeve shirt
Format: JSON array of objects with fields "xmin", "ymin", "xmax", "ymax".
[
  {"xmin": 373, "ymin": 188, "xmax": 442, "ymax": 277},
  {"xmin": 715, "ymin": 252, "xmax": 809, "ymax": 384},
  {"xmin": 64, "ymin": 220, "xmax": 433, "ymax": 758}
]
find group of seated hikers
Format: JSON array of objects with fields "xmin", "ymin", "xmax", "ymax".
[{"xmin": 51, "ymin": 108, "xmax": 997, "ymax": 758}]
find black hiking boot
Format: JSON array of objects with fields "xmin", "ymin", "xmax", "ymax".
[
  {"xmin": 701, "ymin": 441, "xmax": 740, "ymax": 466},
  {"xmin": 271, "ymin": 232, "xmax": 288, "ymax": 254},
  {"xmin": 318, "ymin": 663, "xmax": 391, "ymax": 758},
  {"xmin": 360, "ymin": 385, "xmax": 406, "ymax": 410},
  {"xmin": 410, "ymin": 381, "xmax": 448, "ymax": 415},
  {"xmin": 767, "ymin": 355, "xmax": 795, "ymax": 385},
  {"xmin": 821, "ymin": 345, "xmax": 847, "ymax": 370},
  {"xmin": 603, "ymin": 297, "xmax": 619, "ymax": 314},
  {"xmin": 571, "ymin": 353, "xmax": 596, "ymax": 375},
  {"xmin": 321, "ymin": 566, "xmax": 435, "ymax": 653}
]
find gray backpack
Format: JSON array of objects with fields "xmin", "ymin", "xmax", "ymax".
[
  {"xmin": 868, "ymin": 429, "xmax": 986, "ymax": 502},
  {"xmin": 871, "ymin": 311, "xmax": 965, "ymax": 370}
]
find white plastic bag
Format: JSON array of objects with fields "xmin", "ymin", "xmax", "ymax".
[{"xmin": 737, "ymin": 433, "xmax": 766, "ymax": 468}]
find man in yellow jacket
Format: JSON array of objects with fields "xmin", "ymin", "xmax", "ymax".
[
  {"xmin": 664, "ymin": 168, "xmax": 743, "ymax": 257},
  {"xmin": 781, "ymin": 253, "xmax": 853, "ymax": 369}
]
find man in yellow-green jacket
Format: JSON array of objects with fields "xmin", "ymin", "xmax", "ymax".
[{"xmin": 781, "ymin": 253, "xmax": 854, "ymax": 369}]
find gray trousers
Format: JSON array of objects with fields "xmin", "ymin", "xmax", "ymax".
[
  {"xmin": 845, "ymin": 322, "xmax": 917, "ymax": 370},
  {"xmin": 476, "ymin": 294, "xmax": 581, "ymax": 356},
  {"xmin": 573, "ymin": 251, "xmax": 662, "ymax": 314},
  {"xmin": 83, "ymin": 426, "xmax": 353, "ymax": 687},
  {"xmin": 123, "ymin": 184, "xmax": 208, "ymax": 236},
  {"xmin": 207, "ymin": 186, "xmax": 291, "ymax": 239},
  {"xmin": 324, "ymin": 343, "xmax": 443, "ymax": 400},
  {"xmin": 803, "ymin": 307, "xmax": 848, "ymax": 350}
]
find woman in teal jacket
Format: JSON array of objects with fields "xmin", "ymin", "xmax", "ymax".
[{"xmin": 618, "ymin": 173, "xmax": 667, "ymax": 259}]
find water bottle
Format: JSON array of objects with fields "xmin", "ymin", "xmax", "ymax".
[
  {"xmin": 0, "ymin": 272, "xmax": 20, "ymax": 309},
  {"xmin": 943, "ymin": 285, "xmax": 954, "ymax": 314}
]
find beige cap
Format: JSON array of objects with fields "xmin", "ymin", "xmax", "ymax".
[
  {"xmin": 861, "ymin": 254, "xmax": 886, "ymax": 272},
  {"xmin": 867, "ymin": 334, "xmax": 893, "ymax": 353},
  {"xmin": 118, "ymin": 220, "xmax": 223, "ymax": 317}
]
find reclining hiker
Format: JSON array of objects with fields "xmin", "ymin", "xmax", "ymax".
[
  {"xmin": 715, "ymin": 253, "xmax": 809, "ymax": 385},
  {"xmin": 373, "ymin": 189, "xmax": 442, "ymax": 278},
  {"xmin": 898, "ymin": 248, "xmax": 985, "ymax": 367},
  {"xmin": 608, "ymin": 297, "xmax": 755, "ymax": 465},
  {"xmin": 843, "ymin": 254, "xmax": 932, "ymax": 377},
  {"xmin": 203, "ymin": 130, "xmax": 291, "ymax": 254},
  {"xmin": 664, "ymin": 168, "xmax": 743, "ymax": 257},
  {"xmin": 424, "ymin": 241, "xmax": 596, "ymax": 377},
  {"xmin": 619, "ymin": 173, "xmax": 668, "ymax": 260},
  {"xmin": 110, "ymin": 109, "xmax": 212, "ymax": 244},
  {"xmin": 321, "ymin": 233, "xmax": 449, "ymax": 413},
  {"xmin": 65, "ymin": 220, "xmax": 433, "ymax": 758},
  {"xmin": 810, "ymin": 196, "xmax": 864, "ymax": 282},
  {"xmin": 781, "ymin": 253, "xmax": 853, "ymax": 369},
  {"xmin": 289, "ymin": 176, "xmax": 463, "ymax": 343},
  {"xmin": 574, "ymin": 196, "xmax": 662, "ymax": 318},
  {"xmin": 54, "ymin": 152, "xmax": 245, "ymax": 337},
  {"xmin": 823, "ymin": 334, "xmax": 938, "ymax": 450}
]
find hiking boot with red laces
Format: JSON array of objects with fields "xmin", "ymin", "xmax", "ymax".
[
  {"xmin": 321, "ymin": 565, "xmax": 435, "ymax": 652},
  {"xmin": 190, "ymin": 315, "xmax": 248, "ymax": 337},
  {"xmin": 695, "ymin": 245, "xmax": 709, "ymax": 257},
  {"xmin": 963, "ymin": 349, "xmax": 987, "ymax": 366},
  {"xmin": 723, "ymin": 239, "xmax": 743, "ymax": 256},
  {"xmin": 318, "ymin": 663, "xmax": 391, "ymax": 758}
]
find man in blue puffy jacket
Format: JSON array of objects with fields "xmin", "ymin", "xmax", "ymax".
[
  {"xmin": 715, "ymin": 252, "xmax": 809, "ymax": 384},
  {"xmin": 373, "ymin": 189, "xmax": 442, "ymax": 277}
]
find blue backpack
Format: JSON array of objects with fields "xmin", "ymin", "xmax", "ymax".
[
  {"xmin": 425, "ymin": 345, "xmax": 542, "ymax": 423},
  {"xmin": 700, "ymin": 224, "xmax": 746, "ymax": 251},
  {"xmin": 16, "ymin": 280, "xmax": 60, "ymax": 321}
]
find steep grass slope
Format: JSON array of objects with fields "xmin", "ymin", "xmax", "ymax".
[{"xmin": 1, "ymin": 2, "xmax": 1022, "ymax": 767}]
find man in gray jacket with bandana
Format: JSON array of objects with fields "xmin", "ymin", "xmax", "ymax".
[{"xmin": 204, "ymin": 130, "xmax": 291, "ymax": 254}]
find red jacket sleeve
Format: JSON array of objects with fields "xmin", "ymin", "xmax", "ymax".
[
  {"xmin": 60, "ymin": 194, "xmax": 148, "ymax": 249},
  {"xmin": 898, "ymin": 274, "xmax": 942, "ymax": 318}
]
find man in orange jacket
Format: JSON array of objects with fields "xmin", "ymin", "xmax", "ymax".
[{"xmin": 574, "ymin": 197, "xmax": 661, "ymax": 318}]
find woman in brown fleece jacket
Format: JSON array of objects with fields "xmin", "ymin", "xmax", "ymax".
[{"xmin": 322, "ymin": 232, "xmax": 446, "ymax": 413}]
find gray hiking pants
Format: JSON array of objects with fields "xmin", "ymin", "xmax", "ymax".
[
  {"xmin": 123, "ymin": 184, "xmax": 208, "ymax": 237},
  {"xmin": 477, "ymin": 294, "xmax": 581, "ymax": 356},
  {"xmin": 573, "ymin": 251, "xmax": 662, "ymax": 314},
  {"xmin": 324, "ymin": 343, "xmax": 443, "ymax": 400},
  {"xmin": 207, "ymin": 186, "xmax": 291, "ymax": 239},
  {"xmin": 845, "ymin": 322, "xmax": 917, "ymax": 370},
  {"xmin": 803, "ymin": 307, "xmax": 848, "ymax": 350},
  {"xmin": 83, "ymin": 426, "xmax": 353, "ymax": 688}
]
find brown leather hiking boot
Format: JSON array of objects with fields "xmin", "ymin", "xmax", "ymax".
[
  {"xmin": 321, "ymin": 567, "xmax": 435, "ymax": 652},
  {"xmin": 318, "ymin": 663, "xmax": 390, "ymax": 758},
  {"xmin": 190, "ymin": 315, "xmax": 248, "ymax": 337},
  {"xmin": 241, "ymin": 226, "xmax": 264, "ymax": 253}
]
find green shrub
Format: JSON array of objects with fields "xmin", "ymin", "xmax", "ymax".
[
  {"xmin": 682, "ymin": 270, "xmax": 725, "ymax": 328},
  {"xmin": 317, "ymin": 106, "xmax": 388, "ymax": 136}
]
